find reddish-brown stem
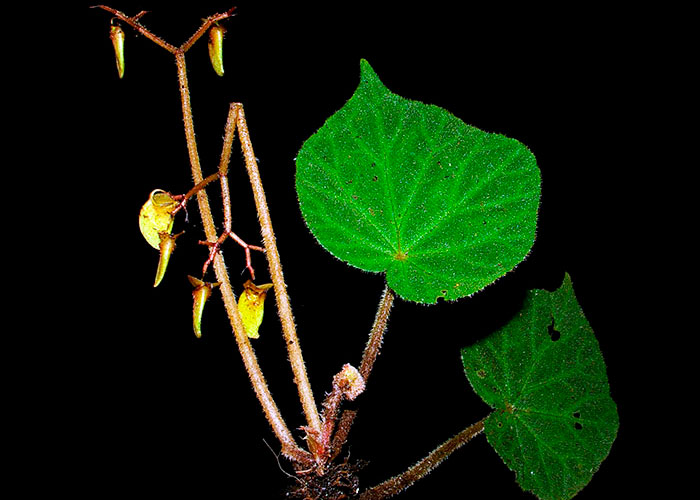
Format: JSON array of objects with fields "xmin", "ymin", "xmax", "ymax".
[
  {"xmin": 217, "ymin": 105, "xmax": 238, "ymax": 210},
  {"xmin": 174, "ymin": 51, "xmax": 216, "ymax": 237},
  {"xmin": 317, "ymin": 379, "xmax": 345, "ymax": 464},
  {"xmin": 93, "ymin": 5, "xmax": 176, "ymax": 52},
  {"xmin": 214, "ymin": 105, "xmax": 238, "ymax": 233},
  {"xmin": 96, "ymin": 4, "xmax": 330, "ymax": 467},
  {"xmin": 317, "ymin": 363, "xmax": 366, "ymax": 465},
  {"xmin": 359, "ymin": 418, "xmax": 486, "ymax": 499},
  {"xmin": 321, "ymin": 286, "xmax": 394, "ymax": 460},
  {"xmin": 329, "ymin": 409, "xmax": 357, "ymax": 461},
  {"xmin": 181, "ymin": 7, "xmax": 237, "ymax": 51},
  {"xmin": 234, "ymin": 103, "xmax": 323, "ymax": 438},
  {"xmin": 360, "ymin": 285, "xmax": 395, "ymax": 382},
  {"xmin": 90, "ymin": 9, "xmax": 314, "ymax": 463},
  {"xmin": 198, "ymin": 105, "xmax": 264, "ymax": 279},
  {"xmin": 170, "ymin": 51, "xmax": 308, "ymax": 460},
  {"xmin": 93, "ymin": 5, "xmax": 236, "ymax": 54},
  {"xmin": 199, "ymin": 230, "xmax": 264, "ymax": 278},
  {"xmin": 171, "ymin": 171, "xmax": 220, "ymax": 216}
]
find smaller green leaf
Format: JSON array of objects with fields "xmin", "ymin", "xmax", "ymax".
[{"xmin": 461, "ymin": 274, "xmax": 618, "ymax": 500}]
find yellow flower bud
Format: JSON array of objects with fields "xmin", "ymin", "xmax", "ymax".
[
  {"xmin": 154, "ymin": 231, "xmax": 183, "ymax": 287},
  {"xmin": 208, "ymin": 23, "xmax": 225, "ymax": 77},
  {"xmin": 139, "ymin": 190, "xmax": 178, "ymax": 250},
  {"xmin": 238, "ymin": 280, "xmax": 274, "ymax": 339},
  {"xmin": 188, "ymin": 276, "xmax": 220, "ymax": 339},
  {"xmin": 110, "ymin": 23, "xmax": 125, "ymax": 79}
]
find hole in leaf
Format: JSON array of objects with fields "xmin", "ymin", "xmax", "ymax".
[
  {"xmin": 574, "ymin": 422, "xmax": 583, "ymax": 430},
  {"xmin": 372, "ymin": 175, "xmax": 378, "ymax": 181},
  {"xmin": 547, "ymin": 317, "xmax": 561, "ymax": 342},
  {"xmin": 573, "ymin": 411, "xmax": 581, "ymax": 419}
]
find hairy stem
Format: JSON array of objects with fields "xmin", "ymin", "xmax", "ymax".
[
  {"xmin": 172, "ymin": 51, "xmax": 310, "ymax": 462},
  {"xmin": 174, "ymin": 171, "xmax": 220, "ymax": 213},
  {"xmin": 359, "ymin": 418, "xmax": 486, "ymax": 499},
  {"xmin": 174, "ymin": 52, "xmax": 215, "ymax": 237},
  {"xmin": 97, "ymin": 3, "xmax": 328, "ymax": 463},
  {"xmin": 181, "ymin": 7, "xmax": 237, "ymax": 52},
  {"xmin": 93, "ymin": 5, "xmax": 175, "ymax": 52},
  {"xmin": 234, "ymin": 104, "xmax": 323, "ymax": 436},
  {"xmin": 329, "ymin": 409, "xmax": 357, "ymax": 461},
  {"xmin": 360, "ymin": 285, "xmax": 395, "ymax": 382},
  {"xmin": 320, "ymin": 286, "xmax": 395, "ymax": 462},
  {"xmin": 93, "ymin": 5, "xmax": 234, "ymax": 53}
]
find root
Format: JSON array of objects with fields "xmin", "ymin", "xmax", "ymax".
[{"xmin": 285, "ymin": 458, "xmax": 367, "ymax": 500}]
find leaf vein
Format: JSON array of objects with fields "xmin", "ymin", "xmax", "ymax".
[
  {"xmin": 404, "ymin": 149, "xmax": 527, "ymax": 251},
  {"xmin": 298, "ymin": 175, "xmax": 395, "ymax": 253}
]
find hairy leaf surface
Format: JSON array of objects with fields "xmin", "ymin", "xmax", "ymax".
[
  {"xmin": 461, "ymin": 274, "xmax": 619, "ymax": 499},
  {"xmin": 296, "ymin": 60, "xmax": 541, "ymax": 303}
]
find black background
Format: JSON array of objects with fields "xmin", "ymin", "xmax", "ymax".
[{"xmin": 48, "ymin": 1, "xmax": 656, "ymax": 498}]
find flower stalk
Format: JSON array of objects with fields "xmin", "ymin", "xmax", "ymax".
[{"xmin": 94, "ymin": 5, "xmax": 312, "ymax": 465}]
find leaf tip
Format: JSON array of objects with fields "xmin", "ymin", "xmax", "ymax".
[
  {"xmin": 358, "ymin": 58, "xmax": 385, "ymax": 90},
  {"xmin": 561, "ymin": 271, "xmax": 574, "ymax": 289},
  {"xmin": 359, "ymin": 58, "xmax": 373, "ymax": 74}
]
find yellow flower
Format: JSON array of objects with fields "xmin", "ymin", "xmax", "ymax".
[
  {"xmin": 238, "ymin": 280, "xmax": 274, "ymax": 339},
  {"xmin": 139, "ymin": 189, "xmax": 177, "ymax": 250}
]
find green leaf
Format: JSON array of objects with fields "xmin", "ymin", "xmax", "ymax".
[
  {"xmin": 461, "ymin": 274, "xmax": 618, "ymax": 500},
  {"xmin": 295, "ymin": 60, "xmax": 541, "ymax": 303}
]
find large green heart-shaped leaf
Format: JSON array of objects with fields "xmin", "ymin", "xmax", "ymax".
[
  {"xmin": 461, "ymin": 274, "xmax": 619, "ymax": 500},
  {"xmin": 295, "ymin": 60, "xmax": 541, "ymax": 303}
]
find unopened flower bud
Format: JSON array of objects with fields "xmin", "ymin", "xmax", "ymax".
[
  {"xmin": 208, "ymin": 24, "xmax": 225, "ymax": 77},
  {"xmin": 154, "ymin": 231, "xmax": 183, "ymax": 287},
  {"xmin": 110, "ymin": 23, "xmax": 125, "ymax": 79},
  {"xmin": 188, "ymin": 276, "xmax": 220, "ymax": 338}
]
